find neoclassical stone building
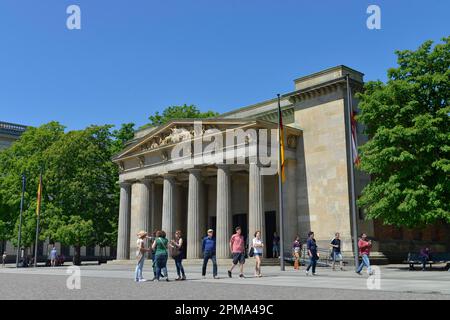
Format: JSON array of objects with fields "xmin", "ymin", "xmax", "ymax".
[{"xmin": 113, "ymin": 65, "xmax": 381, "ymax": 261}]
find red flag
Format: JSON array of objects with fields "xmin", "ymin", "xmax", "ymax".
[{"xmin": 351, "ymin": 111, "xmax": 360, "ymax": 166}]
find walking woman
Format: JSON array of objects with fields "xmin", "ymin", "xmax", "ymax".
[
  {"xmin": 152, "ymin": 230, "xmax": 170, "ymax": 282},
  {"xmin": 170, "ymin": 230, "xmax": 186, "ymax": 280},
  {"xmin": 252, "ymin": 231, "xmax": 264, "ymax": 277},
  {"xmin": 292, "ymin": 236, "xmax": 302, "ymax": 270},
  {"xmin": 135, "ymin": 231, "xmax": 151, "ymax": 282}
]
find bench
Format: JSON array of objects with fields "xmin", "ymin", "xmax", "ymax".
[{"xmin": 405, "ymin": 252, "xmax": 450, "ymax": 270}]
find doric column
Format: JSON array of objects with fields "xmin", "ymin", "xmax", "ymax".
[
  {"xmin": 136, "ymin": 179, "xmax": 151, "ymax": 233},
  {"xmin": 162, "ymin": 174, "xmax": 176, "ymax": 240},
  {"xmin": 117, "ymin": 182, "xmax": 131, "ymax": 260},
  {"xmin": 150, "ymin": 181, "xmax": 161, "ymax": 232},
  {"xmin": 216, "ymin": 164, "xmax": 231, "ymax": 258},
  {"xmin": 249, "ymin": 162, "xmax": 265, "ymax": 253},
  {"xmin": 187, "ymin": 169, "xmax": 203, "ymax": 259}
]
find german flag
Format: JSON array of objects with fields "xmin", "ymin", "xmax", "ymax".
[
  {"xmin": 36, "ymin": 173, "xmax": 42, "ymax": 216},
  {"xmin": 278, "ymin": 95, "xmax": 286, "ymax": 183}
]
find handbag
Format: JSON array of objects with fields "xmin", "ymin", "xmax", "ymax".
[
  {"xmin": 170, "ymin": 244, "xmax": 181, "ymax": 258},
  {"xmin": 248, "ymin": 247, "xmax": 254, "ymax": 258}
]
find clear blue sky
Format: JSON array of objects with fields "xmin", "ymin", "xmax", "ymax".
[{"xmin": 0, "ymin": 0, "xmax": 448, "ymax": 130}]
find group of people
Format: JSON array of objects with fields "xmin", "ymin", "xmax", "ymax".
[
  {"xmin": 135, "ymin": 229, "xmax": 185, "ymax": 282},
  {"xmin": 291, "ymin": 231, "xmax": 374, "ymax": 276},
  {"xmin": 134, "ymin": 226, "xmax": 266, "ymax": 282},
  {"xmin": 134, "ymin": 226, "xmax": 380, "ymax": 282}
]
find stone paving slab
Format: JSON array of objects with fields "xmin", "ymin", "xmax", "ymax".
[{"xmin": 1, "ymin": 264, "xmax": 449, "ymax": 299}]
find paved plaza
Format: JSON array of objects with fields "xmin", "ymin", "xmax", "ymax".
[{"xmin": 0, "ymin": 262, "xmax": 449, "ymax": 300}]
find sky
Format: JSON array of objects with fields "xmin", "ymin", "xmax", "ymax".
[{"xmin": 0, "ymin": 0, "xmax": 448, "ymax": 130}]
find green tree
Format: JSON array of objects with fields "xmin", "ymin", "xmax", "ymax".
[
  {"xmin": 141, "ymin": 104, "xmax": 219, "ymax": 128},
  {"xmin": 0, "ymin": 122, "xmax": 65, "ymax": 249},
  {"xmin": 42, "ymin": 125, "xmax": 119, "ymax": 263},
  {"xmin": 0, "ymin": 122, "xmax": 128, "ymax": 262},
  {"xmin": 53, "ymin": 215, "xmax": 94, "ymax": 265},
  {"xmin": 356, "ymin": 37, "xmax": 450, "ymax": 228},
  {"xmin": 111, "ymin": 123, "xmax": 135, "ymax": 155}
]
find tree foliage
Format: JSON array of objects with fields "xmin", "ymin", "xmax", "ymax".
[
  {"xmin": 356, "ymin": 37, "xmax": 450, "ymax": 228},
  {"xmin": 142, "ymin": 104, "xmax": 218, "ymax": 128},
  {"xmin": 0, "ymin": 122, "xmax": 134, "ymax": 253}
]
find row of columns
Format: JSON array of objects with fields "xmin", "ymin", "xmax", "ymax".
[{"xmin": 116, "ymin": 163, "xmax": 265, "ymax": 260}]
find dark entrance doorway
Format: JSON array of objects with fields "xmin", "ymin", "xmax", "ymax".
[
  {"xmin": 265, "ymin": 211, "xmax": 276, "ymax": 258},
  {"xmin": 232, "ymin": 213, "xmax": 248, "ymax": 243},
  {"xmin": 208, "ymin": 216, "xmax": 217, "ymax": 233}
]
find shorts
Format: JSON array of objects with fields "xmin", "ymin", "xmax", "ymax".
[
  {"xmin": 232, "ymin": 252, "xmax": 245, "ymax": 265},
  {"xmin": 254, "ymin": 252, "xmax": 262, "ymax": 257},
  {"xmin": 333, "ymin": 252, "xmax": 343, "ymax": 261}
]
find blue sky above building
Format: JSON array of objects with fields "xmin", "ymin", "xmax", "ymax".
[{"xmin": 0, "ymin": 0, "xmax": 448, "ymax": 130}]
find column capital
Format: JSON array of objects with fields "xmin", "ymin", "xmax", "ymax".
[
  {"xmin": 216, "ymin": 163, "xmax": 230, "ymax": 171},
  {"xmin": 119, "ymin": 181, "xmax": 132, "ymax": 188},
  {"xmin": 187, "ymin": 168, "xmax": 202, "ymax": 174},
  {"xmin": 162, "ymin": 173, "xmax": 177, "ymax": 180},
  {"xmin": 137, "ymin": 177, "xmax": 153, "ymax": 186}
]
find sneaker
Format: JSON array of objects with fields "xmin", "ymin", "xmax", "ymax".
[
  {"xmin": 305, "ymin": 271, "xmax": 309, "ymax": 276},
  {"xmin": 182, "ymin": 275, "xmax": 186, "ymax": 280},
  {"xmin": 139, "ymin": 279, "xmax": 148, "ymax": 282},
  {"xmin": 239, "ymin": 274, "xmax": 245, "ymax": 278},
  {"xmin": 202, "ymin": 276, "xmax": 206, "ymax": 279},
  {"xmin": 312, "ymin": 273, "xmax": 316, "ymax": 276},
  {"xmin": 153, "ymin": 279, "xmax": 159, "ymax": 282},
  {"xmin": 213, "ymin": 275, "xmax": 218, "ymax": 279},
  {"xmin": 228, "ymin": 270, "xmax": 232, "ymax": 278},
  {"xmin": 356, "ymin": 271, "xmax": 362, "ymax": 275},
  {"xmin": 134, "ymin": 279, "xmax": 139, "ymax": 282},
  {"xmin": 175, "ymin": 277, "xmax": 181, "ymax": 281},
  {"xmin": 166, "ymin": 278, "xmax": 170, "ymax": 282}
]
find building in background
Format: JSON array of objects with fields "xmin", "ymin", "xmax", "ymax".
[{"xmin": 0, "ymin": 121, "xmax": 27, "ymax": 150}]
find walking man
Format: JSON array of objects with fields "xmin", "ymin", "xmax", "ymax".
[
  {"xmin": 2, "ymin": 252, "xmax": 6, "ymax": 267},
  {"xmin": 306, "ymin": 231, "xmax": 319, "ymax": 276},
  {"xmin": 272, "ymin": 232, "xmax": 280, "ymax": 258},
  {"xmin": 201, "ymin": 229, "xmax": 218, "ymax": 279},
  {"xmin": 228, "ymin": 226, "xmax": 246, "ymax": 278},
  {"xmin": 356, "ymin": 233, "xmax": 373, "ymax": 275},
  {"xmin": 330, "ymin": 232, "xmax": 344, "ymax": 271}
]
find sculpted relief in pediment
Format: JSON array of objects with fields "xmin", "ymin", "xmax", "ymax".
[{"xmin": 137, "ymin": 124, "xmax": 221, "ymax": 153}]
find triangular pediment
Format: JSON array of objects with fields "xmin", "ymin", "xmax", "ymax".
[{"xmin": 113, "ymin": 118, "xmax": 279, "ymax": 162}]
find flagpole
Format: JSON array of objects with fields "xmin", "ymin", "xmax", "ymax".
[
  {"xmin": 16, "ymin": 173, "xmax": 26, "ymax": 268},
  {"xmin": 33, "ymin": 172, "xmax": 42, "ymax": 268},
  {"xmin": 345, "ymin": 74, "xmax": 360, "ymax": 270},
  {"xmin": 277, "ymin": 94, "xmax": 285, "ymax": 271}
]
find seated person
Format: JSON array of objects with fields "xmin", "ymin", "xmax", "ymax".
[{"xmin": 419, "ymin": 247, "xmax": 432, "ymax": 271}]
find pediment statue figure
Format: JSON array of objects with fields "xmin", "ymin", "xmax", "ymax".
[{"xmin": 164, "ymin": 126, "xmax": 192, "ymax": 144}]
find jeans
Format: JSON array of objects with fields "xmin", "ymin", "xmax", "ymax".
[
  {"xmin": 306, "ymin": 255, "xmax": 317, "ymax": 274},
  {"xmin": 135, "ymin": 255, "xmax": 145, "ymax": 281},
  {"xmin": 421, "ymin": 256, "xmax": 428, "ymax": 270},
  {"xmin": 151, "ymin": 252, "xmax": 156, "ymax": 277},
  {"xmin": 356, "ymin": 254, "xmax": 372, "ymax": 274},
  {"xmin": 202, "ymin": 251, "xmax": 217, "ymax": 276},
  {"xmin": 155, "ymin": 253, "xmax": 168, "ymax": 280},
  {"xmin": 174, "ymin": 255, "xmax": 185, "ymax": 277}
]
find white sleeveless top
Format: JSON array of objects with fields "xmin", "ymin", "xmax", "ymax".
[{"xmin": 252, "ymin": 238, "xmax": 263, "ymax": 254}]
